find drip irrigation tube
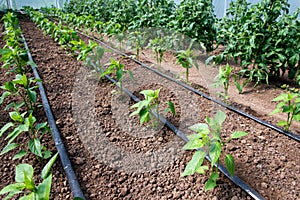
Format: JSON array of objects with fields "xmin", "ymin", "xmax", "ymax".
[
  {"xmin": 20, "ymin": 33, "xmax": 85, "ymax": 199},
  {"xmin": 77, "ymin": 31, "xmax": 300, "ymax": 143},
  {"xmin": 100, "ymin": 70, "xmax": 265, "ymax": 200}
]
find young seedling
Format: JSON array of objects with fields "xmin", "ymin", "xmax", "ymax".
[
  {"xmin": 234, "ymin": 74, "xmax": 249, "ymax": 94},
  {"xmin": 85, "ymin": 46, "xmax": 105, "ymax": 74},
  {"xmin": 0, "ymin": 74, "xmax": 40, "ymax": 112},
  {"xmin": 100, "ymin": 58, "xmax": 134, "ymax": 93},
  {"xmin": 0, "ymin": 153, "xmax": 58, "ymax": 200},
  {"xmin": 182, "ymin": 110, "xmax": 248, "ymax": 191},
  {"xmin": 270, "ymin": 85, "xmax": 300, "ymax": 131},
  {"xmin": 130, "ymin": 88, "xmax": 176, "ymax": 127},
  {"xmin": 0, "ymin": 109, "xmax": 52, "ymax": 160},
  {"xmin": 175, "ymin": 48, "xmax": 198, "ymax": 83},
  {"xmin": 148, "ymin": 37, "xmax": 167, "ymax": 69},
  {"xmin": 214, "ymin": 64, "xmax": 232, "ymax": 102},
  {"xmin": 70, "ymin": 39, "xmax": 98, "ymax": 60},
  {"xmin": 128, "ymin": 31, "xmax": 147, "ymax": 60}
]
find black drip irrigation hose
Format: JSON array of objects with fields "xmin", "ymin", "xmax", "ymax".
[
  {"xmin": 20, "ymin": 33, "xmax": 85, "ymax": 199},
  {"xmin": 77, "ymin": 31, "xmax": 300, "ymax": 143},
  {"xmin": 101, "ymin": 71, "xmax": 265, "ymax": 200}
]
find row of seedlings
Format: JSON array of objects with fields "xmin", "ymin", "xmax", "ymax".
[
  {"xmin": 0, "ymin": 12, "xmax": 58, "ymax": 199},
  {"xmin": 24, "ymin": 8, "xmax": 254, "ymax": 193}
]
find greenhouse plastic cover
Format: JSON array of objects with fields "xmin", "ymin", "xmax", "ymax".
[
  {"xmin": 0, "ymin": 0, "xmax": 67, "ymax": 10},
  {"xmin": 0, "ymin": 0, "xmax": 298, "ymax": 17}
]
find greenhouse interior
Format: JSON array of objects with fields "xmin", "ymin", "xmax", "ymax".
[{"xmin": 0, "ymin": 0, "xmax": 299, "ymax": 200}]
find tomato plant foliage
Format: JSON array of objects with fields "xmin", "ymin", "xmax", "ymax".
[{"xmin": 213, "ymin": 0, "xmax": 300, "ymax": 85}]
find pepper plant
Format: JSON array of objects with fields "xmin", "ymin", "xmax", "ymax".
[
  {"xmin": 0, "ymin": 74, "xmax": 40, "ymax": 112},
  {"xmin": 148, "ymin": 37, "xmax": 168, "ymax": 69},
  {"xmin": 70, "ymin": 39, "xmax": 98, "ymax": 60},
  {"xmin": 182, "ymin": 110, "xmax": 248, "ymax": 191},
  {"xmin": 175, "ymin": 48, "xmax": 198, "ymax": 83},
  {"xmin": 213, "ymin": 64, "xmax": 232, "ymax": 102},
  {"xmin": 270, "ymin": 85, "xmax": 300, "ymax": 131},
  {"xmin": 0, "ymin": 153, "xmax": 58, "ymax": 200},
  {"xmin": 0, "ymin": 109, "xmax": 52, "ymax": 160},
  {"xmin": 130, "ymin": 88, "xmax": 175, "ymax": 127},
  {"xmin": 127, "ymin": 31, "xmax": 147, "ymax": 60},
  {"xmin": 100, "ymin": 58, "xmax": 134, "ymax": 93}
]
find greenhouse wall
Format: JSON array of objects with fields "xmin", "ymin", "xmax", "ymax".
[{"xmin": 0, "ymin": 0, "xmax": 299, "ymax": 17}]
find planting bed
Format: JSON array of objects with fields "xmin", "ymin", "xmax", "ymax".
[{"xmin": 0, "ymin": 15, "xmax": 299, "ymax": 200}]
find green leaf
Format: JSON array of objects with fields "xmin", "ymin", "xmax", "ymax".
[
  {"xmin": 140, "ymin": 89, "xmax": 155, "ymax": 97},
  {"xmin": 0, "ymin": 143, "xmax": 19, "ymax": 155},
  {"xmin": 29, "ymin": 138, "xmax": 43, "ymax": 158},
  {"xmin": 41, "ymin": 153, "xmax": 58, "ymax": 179},
  {"xmin": 116, "ymin": 69, "xmax": 123, "ymax": 81},
  {"xmin": 205, "ymin": 172, "xmax": 219, "ymax": 191},
  {"xmin": 37, "ymin": 174, "xmax": 52, "ymax": 200},
  {"xmin": 3, "ymin": 81, "xmax": 17, "ymax": 92},
  {"xmin": 27, "ymin": 89, "xmax": 37, "ymax": 103},
  {"xmin": 43, "ymin": 150, "xmax": 52, "ymax": 159},
  {"xmin": 0, "ymin": 183, "xmax": 25, "ymax": 195},
  {"xmin": 225, "ymin": 154, "xmax": 235, "ymax": 177},
  {"xmin": 214, "ymin": 110, "xmax": 226, "ymax": 126},
  {"xmin": 182, "ymin": 150, "xmax": 206, "ymax": 176},
  {"xmin": 19, "ymin": 192, "xmax": 35, "ymax": 200},
  {"xmin": 186, "ymin": 133, "xmax": 202, "ymax": 141},
  {"xmin": 24, "ymin": 169, "xmax": 35, "ymax": 190},
  {"xmin": 272, "ymin": 94, "xmax": 286, "ymax": 102},
  {"xmin": 167, "ymin": 101, "xmax": 176, "ymax": 115},
  {"xmin": 0, "ymin": 122, "xmax": 14, "ymax": 137},
  {"xmin": 15, "ymin": 164, "xmax": 34, "ymax": 183},
  {"xmin": 22, "ymin": 74, "xmax": 28, "ymax": 88},
  {"xmin": 209, "ymin": 142, "xmax": 222, "ymax": 167},
  {"xmin": 139, "ymin": 108, "xmax": 150, "ymax": 124},
  {"xmin": 13, "ymin": 150, "xmax": 27, "ymax": 160},
  {"xmin": 182, "ymin": 139, "xmax": 203, "ymax": 150},
  {"xmin": 0, "ymin": 91, "xmax": 11, "ymax": 104},
  {"xmin": 195, "ymin": 165, "xmax": 209, "ymax": 174},
  {"xmin": 9, "ymin": 111, "xmax": 23, "ymax": 122},
  {"xmin": 6, "ymin": 128, "xmax": 23, "ymax": 144},
  {"xmin": 27, "ymin": 61, "xmax": 37, "ymax": 68},
  {"xmin": 277, "ymin": 120, "xmax": 288, "ymax": 127},
  {"xmin": 230, "ymin": 131, "xmax": 248, "ymax": 140},
  {"xmin": 188, "ymin": 123, "xmax": 209, "ymax": 134},
  {"xmin": 36, "ymin": 122, "xmax": 48, "ymax": 131}
]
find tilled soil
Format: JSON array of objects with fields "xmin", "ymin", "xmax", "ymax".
[{"xmin": 0, "ymin": 15, "xmax": 299, "ymax": 200}]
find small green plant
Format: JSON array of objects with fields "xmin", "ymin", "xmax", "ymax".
[
  {"xmin": 130, "ymin": 88, "xmax": 175, "ymax": 127},
  {"xmin": 0, "ymin": 153, "xmax": 58, "ymax": 200},
  {"xmin": 85, "ymin": 46, "xmax": 105, "ymax": 73},
  {"xmin": 213, "ymin": 64, "xmax": 232, "ymax": 102},
  {"xmin": 233, "ymin": 75, "xmax": 249, "ymax": 94},
  {"xmin": 128, "ymin": 31, "xmax": 147, "ymax": 60},
  {"xmin": 148, "ymin": 37, "xmax": 167, "ymax": 69},
  {"xmin": 70, "ymin": 39, "xmax": 98, "ymax": 60},
  {"xmin": 100, "ymin": 58, "xmax": 134, "ymax": 93},
  {"xmin": 182, "ymin": 110, "xmax": 248, "ymax": 191},
  {"xmin": 0, "ymin": 74, "xmax": 40, "ymax": 112},
  {"xmin": 270, "ymin": 85, "xmax": 300, "ymax": 131},
  {"xmin": 175, "ymin": 48, "xmax": 198, "ymax": 83},
  {"xmin": 0, "ymin": 109, "xmax": 52, "ymax": 160}
]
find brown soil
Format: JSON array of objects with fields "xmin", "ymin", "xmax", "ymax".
[{"xmin": 0, "ymin": 15, "xmax": 299, "ymax": 200}]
